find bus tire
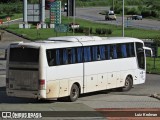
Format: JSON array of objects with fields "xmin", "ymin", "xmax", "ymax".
[
  {"xmin": 122, "ymin": 76, "xmax": 133, "ymax": 91},
  {"xmin": 68, "ymin": 84, "xmax": 79, "ymax": 102}
]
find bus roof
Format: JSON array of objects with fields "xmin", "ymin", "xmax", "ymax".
[
  {"xmin": 12, "ymin": 36, "xmax": 143, "ymax": 49},
  {"xmin": 48, "ymin": 36, "xmax": 102, "ymax": 42}
]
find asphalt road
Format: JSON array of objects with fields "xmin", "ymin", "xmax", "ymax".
[
  {"xmin": 0, "ymin": 73, "xmax": 159, "ymax": 105},
  {"xmin": 2, "ymin": 7, "xmax": 160, "ymax": 31},
  {"xmin": 0, "ymin": 73, "xmax": 160, "ymax": 119},
  {"xmin": 74, "ymin": 7, "xmax": 160, "ymax": 30}
]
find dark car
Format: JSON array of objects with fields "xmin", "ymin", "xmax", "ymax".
[{"xmin": 132, "ymin": 15, "xmax": 143, "ymax": 20}]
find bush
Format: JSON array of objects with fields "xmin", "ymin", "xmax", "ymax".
[
  {"xmin": 127, "ymin": 7, "xmax": 140, "ymax": 15},
  {"xmin": 79, "ymin": 27, "xmax": 84, "ymax": 33},
  {"xmin": 107, "ymin": 29, "xmax": 112, "ymax": 35},
  {"xmin": 95, "ymin": 28, "xmax": 112, "ymax": 35},
  {"xmin": 112, "ymin": 4, "xmax": 123, "ymax": 14},
  {"xmin": 95, "ymin": 28, "xmax": 101, "ymax": 35},
  {"xmin": 151, "ymin": 10, "xmax": 159, "ymax": 18},
  {"xmin": 141, "ymin": 9, "xmax": 151, "ymax": 18},
  {"xmin": 74, "ymin": 27, "xmax": 92, "ymax": 35}
]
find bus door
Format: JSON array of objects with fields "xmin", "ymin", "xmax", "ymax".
[{"xmin": 136, "ymin": 42, "xmax": 146, "ymax": 84}]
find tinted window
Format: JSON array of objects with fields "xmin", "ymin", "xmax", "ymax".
[
  {"xmin": 121, "ymin": 44, "xmax": 127, "ymax": 58},
  {"xmin": 46, "ymin": 42, "xmax": 136, "ymax": 66},
  {"xmin": 110, "ymin": 45, "xmax": 117, "ymax": 59},
  {"xmin": 46, "ymin": 47, "xmax": 83, "ymax": 66},
  {"xmin": 10, "ymin": 47, "xmax": 39, "ymax": 63},
  {"xmin": 46, "ymin": 49, "xmax": 56, "ymax": 66},
  {"xmin": 117, "ymin": 44, "xmax": 122, "ymax": 58},
  {"xmin": 136, "ymin": 42, "xmax": 145, "ymax": 69},
  {"xmin": 84, "ymin": 47, "xmax": 91, "ymax": 62},
  {"xmin": 126, "ymin": 43, "xmax": 135, "ymax": 57}
]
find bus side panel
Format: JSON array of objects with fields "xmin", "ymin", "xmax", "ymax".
[
  {"xmin": 135, "ymin": 69, "xmax": 146, "ymax": 85},
  {"xmin": 84, "ymin": 58, "xmax": 137, "ymax": 93},
  {"xmin": 46, "ymin": 80, "xmax": 59, "ymax": 99},
  {"xmin": 46, "ymin": 64, "xmax": 83, "ymax": 99},
  {"xmin": 119, "ymin": 70, "xmax": 136, "ymax": 87}
]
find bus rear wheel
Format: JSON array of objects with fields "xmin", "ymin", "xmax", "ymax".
[
  {"xmin": 68, "ymin": 84, "xmax": 79, "ymax": 102},
  {"xmin": 122, "ymin": 76, "xmax": 133, "ymax": 91}
]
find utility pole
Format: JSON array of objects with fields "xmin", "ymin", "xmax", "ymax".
[
  {"xmin": 112, "ymin": 0, "xmax": 114, "ymax": 11},
  {"xmin": 122, "ymin": 0, "xmax": 124, "ymax": 37},
  {"xmin": 73, "ymin": 0, "xmax": 75, "ymax": 35}
]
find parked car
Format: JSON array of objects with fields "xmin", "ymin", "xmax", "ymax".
[
  {"xmin": 105, "ymin": 10, "xmax": 116, "ymax": 21},
  {"xmin": 131, "ymin": 15, "xmax": 143, "ymax": 20}
]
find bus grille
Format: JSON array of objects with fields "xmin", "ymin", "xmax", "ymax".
[{"xmin": 9, "ymin": 70, "xmax": 39, "ymax": 90}]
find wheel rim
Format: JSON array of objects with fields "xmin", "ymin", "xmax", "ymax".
[
  {"xmin": 71, "ymin": 86, "xmax": 79, "ymax": 99},
  {"xmin": 125, "ymin": 77, "xmax": 130, "ymax": 88}
]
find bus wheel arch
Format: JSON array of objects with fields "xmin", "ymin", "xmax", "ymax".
[
  {"xmin": 122, "ymin": 75, "xmax": 133, "ymax": 91},
  {"xmin": 68, "ymin": 82, "xmax": 81, "ymax": 102}
]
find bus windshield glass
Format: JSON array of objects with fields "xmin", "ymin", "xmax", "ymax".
[{"xmin": 9, "ymin": 47, "xmax": 39, "ymax": 63}]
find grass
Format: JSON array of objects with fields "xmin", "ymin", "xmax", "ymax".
[
  {"xmin": 147, "ymin": 57, "xmax": 160, "ymax": 74},
  {"xmin": 146, "ymin": 48, "xmax": 160, "ymax": 74},
  {"xmin": 3, "ymin": 16, "xmax": 160, "ymax": 40}
]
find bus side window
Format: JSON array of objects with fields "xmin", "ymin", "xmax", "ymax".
[
  {"xmin": 99, "ymin": 45, "xmax": 106, "ymax": 60},
  {"xmin": 46, "ymin": 49, "xmax": 56, "ymax": 66},
  {"xmin": 117, "ymin": 44, "xmax": 123, "ymax": 58},
  {"xmin": 63, "ymin": 48, "xmax": 68, "ymax": 65},
  {"xmin": 92, "ymin": 46, "xmax": 98, "ymax": 61},
  {"xmin": 56, "ymin": 49, "xmax": 63, "ymax": 65},
  {"xmin": 71, "ymin": 48, "xmax": 76, "ymax": 64},
  {"xmin": 110, "ymin": 45, "xmax": 117, "ymax": 59},
  {"xmin": 84, "ymin": 46, "xmax": 91, "ymax": 62},
  {"xmin": 121, "ymin": 44, "xmax": 127, "ymax": 58},
  {"xmin": 126, "ymin": 43, "xmax": 135, "ymax": 57},
  {"xmin": 77, "ymin": 47, "xmax": 83, "ymax": 63},
  {"xmin": 106, "ymin": 45, "xmax": 110, "ymax": 60},
  {"xmin": 131, "ymin": 43, "xmax": 135, "ymax": 57}
]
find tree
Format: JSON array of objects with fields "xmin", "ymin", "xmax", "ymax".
[{"xmin": 145, "ymin": 0, "xmax": 160, "ymax": 11}]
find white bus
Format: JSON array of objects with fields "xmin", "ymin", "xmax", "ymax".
[{"xmin": 6, "ymin": 36, "xmax": 152, "ymax": 102}]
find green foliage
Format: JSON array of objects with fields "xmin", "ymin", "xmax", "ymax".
[
  {"xmin": 146, "ymin": 57, "xmax": 160, "ymax": 74},
  {"xmin": 75, "ymin": 27, "xmax": 84, "ymax": 33},
  {"xmin": 76, "ymin": 0, "xmax": 112, "ymax": 7},
  {"xmin": 95, "ymin": 28, "xmax": 112, "ymax": 35},
  {"xmin": 127, "ymin": 7, "xmax": 141, "ymax": 15},
  {"xmin": 0, "ymin": 2, "xmax": 22, "ymax": 16},
  {"xmin": 125, "ymin": 0, "xmax": 144, "ymax": 5}
]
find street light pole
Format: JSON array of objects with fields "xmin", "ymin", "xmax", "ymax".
[
  {"xmin": 73, "ymin": 0, "xmax": 75, "ymax": 35},
  {"xmin": 112, "ymin": 0, "xmax": 114, "ymax": 11},
  {"xmin": 122, "ymin": 0, "xmax": 124, "ymax": 37}
]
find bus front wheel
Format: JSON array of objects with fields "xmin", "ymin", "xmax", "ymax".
[
  {"xmin": 68, "ymin": 84, "xmax": 79, "ymax": 102},
  {"xmin": 122, "ymin": 76, "xmax": 133, "ymax": 91}
]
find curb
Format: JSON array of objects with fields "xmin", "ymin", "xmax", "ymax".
[
  {"xmin": 2, "ymin": 18, "xmax": 23, "ymax": 24},
  {"xmin": 150, "ymin": 93, "xmax": 160, "ymax": 100},
  {"xmin": 2, "ymin": 29, "xmax": 32, "ymax": 41}
]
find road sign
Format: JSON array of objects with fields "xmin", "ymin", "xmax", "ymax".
[
  {"xmin": 0, "ymin": 19, "xmax": 3, "ymax": 24},
  {"xmin": 6, "ymin": 17, "xmax": 11, "ymax": 21},
  {"xmin": 50, "ymin": 1, "xmax": 61, "ymax": 24},
  {"xmin": 55, "ymin": 24, "xmax": 68, "ymax": 32}
]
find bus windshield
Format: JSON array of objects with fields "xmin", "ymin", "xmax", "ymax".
[
  {"xmin": 9, "ymin": 47, "xmax": 39, "ymax": 63},
  {"xmin": 136, "ymin": 43, "xmax": 145, "ymax": 69}
]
